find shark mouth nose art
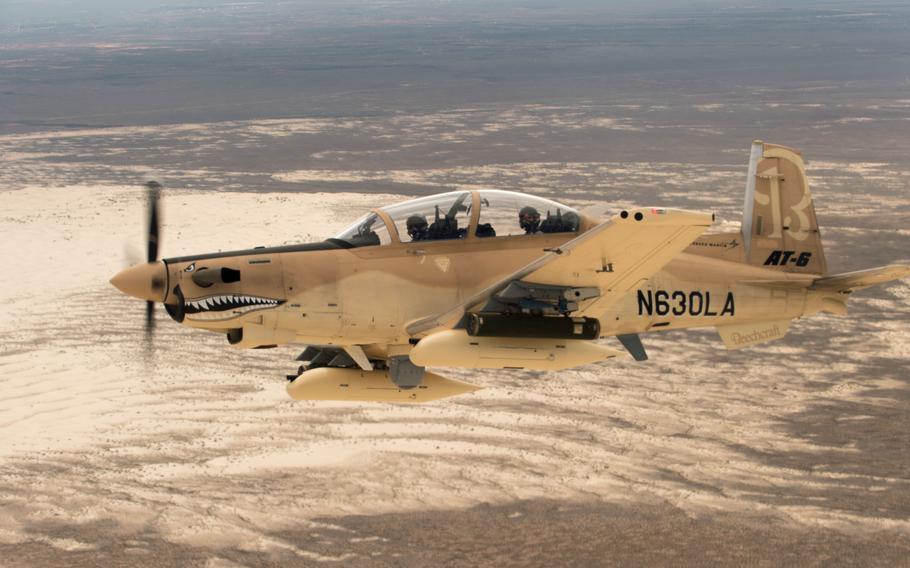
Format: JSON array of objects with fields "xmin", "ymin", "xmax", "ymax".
[{"xmin": 185, "ymin": 294, "xmax": 284, "ymax": 321}]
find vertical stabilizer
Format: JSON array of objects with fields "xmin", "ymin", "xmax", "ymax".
[{"xmin": 740, "ymin": 141, "xmax": 827, "ymax": 274}]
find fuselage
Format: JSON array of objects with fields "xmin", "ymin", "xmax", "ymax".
[{"xmin": 160, "ymin": 228, "xmax": 823, "ymax": 356}]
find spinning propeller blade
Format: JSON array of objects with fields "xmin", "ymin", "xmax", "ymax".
[
  {"xmin": 145, "ymin": 181, "xmax": 162, "ymax": 335},
  {"xmin": 146, "ymin": 181, "xmax": 160, "ymax": 263}
]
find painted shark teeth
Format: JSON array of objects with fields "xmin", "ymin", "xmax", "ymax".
[{"xmin": 184, "ymin": 294, "xmax": 283, "ymax": 318}]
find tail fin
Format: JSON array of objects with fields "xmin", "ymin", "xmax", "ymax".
[{"xmin": 741, "ymin": 141, "xmax": 827, "ymax": 274}]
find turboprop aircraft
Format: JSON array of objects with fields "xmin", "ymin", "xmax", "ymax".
[{"xmin": 111, "ymin": 141, "xmax": 910, "ymax": 403}]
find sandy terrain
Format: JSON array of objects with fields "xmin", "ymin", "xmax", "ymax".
[
  {"xmin": 1, "ymin": 117, "xmax": 909, "ymax": 566},
  {"xmin": 3, "ymin": 2, "xmax": 910, "ymax": 563}
]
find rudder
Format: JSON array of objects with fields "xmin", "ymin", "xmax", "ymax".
[{"xmin": 742, "ymin": 141, "xmax": 827, "ymax": 274}]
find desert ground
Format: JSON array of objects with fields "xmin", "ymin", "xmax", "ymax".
[
  {"xmin": 3, "ymin": 2, "xmax": 910, "ymax": 565},
  {"xmin": 1, "ymin": 109, "xmax": 909, "ymax": 566}
]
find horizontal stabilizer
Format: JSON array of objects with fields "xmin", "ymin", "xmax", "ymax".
[
  {"xmin": 739, "ymin": 278, "xmax": 813, "ymax": 290},
  {"xmin": 287, "ymin": 367, "xmax": 481, "ymax": 403},
  {"xmin": 717, "ymin": 320, "xmax": 790, "ymax": 350},
  {"xmin": 811, "ymin": 264, "xmax": 910, "ymax": 293}
]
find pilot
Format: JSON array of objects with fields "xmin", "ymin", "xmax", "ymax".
[
  {"xmin": 519, "ymin": 206, "xmax": 541, "ymax": 234},
  {"xmin": 406, "ymin": 214, "xmax": 429, "ymax": 241}
]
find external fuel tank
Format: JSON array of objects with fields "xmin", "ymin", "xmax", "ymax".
[{"xmin": 409, "ymin": 329, "xmax": 623, "ymax": 371}]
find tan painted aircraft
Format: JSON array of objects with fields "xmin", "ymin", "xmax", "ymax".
[{"xmin": 112, "ymin": 141, "xmax": 910, "ymax": 403}]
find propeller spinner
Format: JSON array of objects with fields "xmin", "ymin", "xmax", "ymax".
[{"xmin": 110, "ymin": 181, "xmax": 184, "ymax": 337}]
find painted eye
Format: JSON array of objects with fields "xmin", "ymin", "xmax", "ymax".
[{"xmin": 184, "ymin": 262, "xmax": 196, "ymax": 273}]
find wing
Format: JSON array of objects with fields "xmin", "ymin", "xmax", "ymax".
[{"xmin": 406, "ymin": 207, "xmax": 713, "ymax": 336}]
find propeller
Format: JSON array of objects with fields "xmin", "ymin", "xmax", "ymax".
[
  {"xmin": 145, "ymin": 181, "xmax": 161, "ymax": 335},
  {"xmin": 142, "ymin": 181, "xmax": 186, "ymax": 325},
  {"xmin": 139, "ymin": 180, "xmax": 165, "ymax": 354},
  {"xmin": 111, "ymin": 181, "xmax": 185, "ymax": 358}
]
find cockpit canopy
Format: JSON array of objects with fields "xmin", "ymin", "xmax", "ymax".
[{"xmin": 334, "ymin": 190, "xmax": 581, "ymax": 247}]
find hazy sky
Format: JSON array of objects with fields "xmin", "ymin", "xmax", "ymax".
[{"xmin": 1, "ymin": 0, "xmax": 889, "ymax": 28}]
